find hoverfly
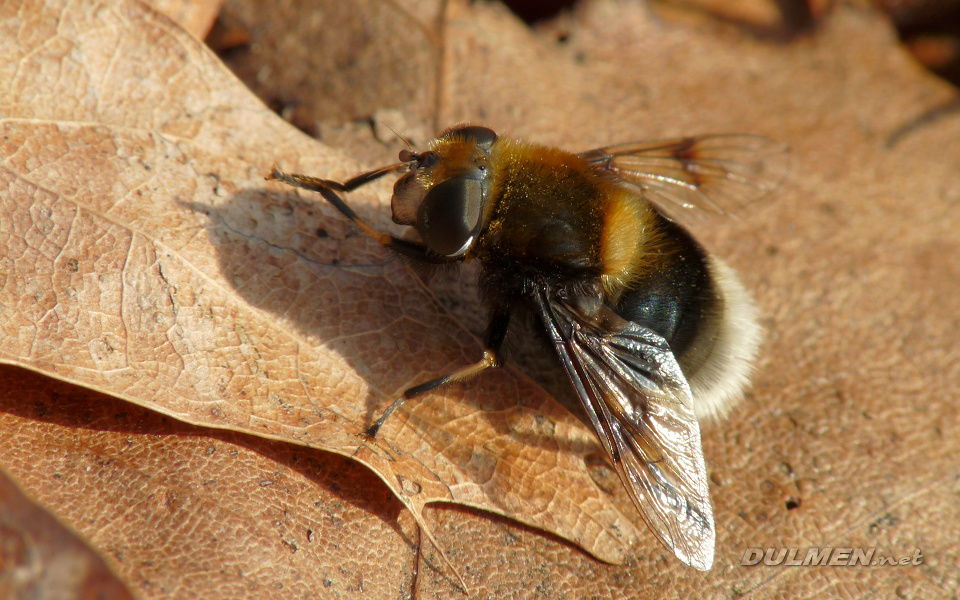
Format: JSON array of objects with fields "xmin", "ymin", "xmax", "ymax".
[{"xmin": 269, "ymin": 125, "xmax": 786, "ymax": 570}]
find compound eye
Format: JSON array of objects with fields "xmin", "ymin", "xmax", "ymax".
[
  {"xmin": 447, "ymin": 125, "xmax": 498, "ymax": 148},
  {"xmin": 416, "ymin": 177, "xmax": 483, "ymax": 257}
]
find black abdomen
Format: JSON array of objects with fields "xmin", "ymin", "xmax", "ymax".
[{"xmin": 612, "ymin": 214, "xmax": 722, "ymax": 377}]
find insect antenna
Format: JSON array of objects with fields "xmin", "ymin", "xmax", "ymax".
[{"xmin": 379, "ymin": 121, "xmax": 416, "ymax": 154}]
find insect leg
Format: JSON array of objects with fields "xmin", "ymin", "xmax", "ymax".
[
  {"xmin": 366, "ymin": 310, "xmax": 512, "ymax": 437},
  {"xmin": 268, "ymin": 167, "xmax": 456, "ymax": 265}
]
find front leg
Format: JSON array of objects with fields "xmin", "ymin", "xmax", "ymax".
[
  {"xmin": 268, "ymin": 167, "xmax": 457, "ymax": 265},
  {"xmin": 366, "ymin": 309, "xmax": 512, "ymax": 437}
]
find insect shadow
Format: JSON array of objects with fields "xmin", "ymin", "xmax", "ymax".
[{"xmin": 196, "ymin": 185, "xmax": 598, "ymax": 466}]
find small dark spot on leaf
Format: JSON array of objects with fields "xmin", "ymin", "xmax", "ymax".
[
  {"xmin": 867, "ymin": 512, "xmax": 900, "ymax": 534},
  {"xmin": 317, "ymin": 227, "xmax": 329, "ymax": 238},
  {"xmin": 785, "ymin": 497, "xmax": 801, "ymax": 510},
  {"xmin": 397, "ymin": 475, "xmax": 422, "ymax": 496}
]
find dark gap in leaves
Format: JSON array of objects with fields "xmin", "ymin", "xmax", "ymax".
[
  {"xmin": 894, "ymin": 3, "xmax": 960, "ymax": 88},
  {"xmin": 500, "ymin": 0, "xmax": 579, "ymax": 25}
]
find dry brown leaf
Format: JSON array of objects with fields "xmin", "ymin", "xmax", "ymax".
[
  {"xmin": 0, "ymin": 364, "xmax": 419, "ymax": 598},
  {"xmin": 215, "ymin": 0, "xmax": 445, "ymax": 132},
  {"xmin": 649, "ymin": 0, "xmax": 793, "ymax": 31},
  {"xmin": 2, "ymin": 0, "xmax": 960, "ymax": 597},
  {"xmin": 145, "ymin": 0, "xmax": 222, "ymax": 39},
  {"xmin": 0, "ymin": 0, "xmax": 640, "ymax": 575},
  {"xmin": 423, "ymin": 1, "xmax": 960, "ymax": 596},
  {"xmin": 0, "ymin": 460, "xmax": 135, "ymax": 600}
]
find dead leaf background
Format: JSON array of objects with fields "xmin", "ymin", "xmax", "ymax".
[
  {"xmin": 145, "ymin": 0, "xmax": 221, "ymax": 38},
  {"xmin": 0, "ymin": 460, "xmax": 135, "ymax": 600},
  {"xmin": 1, "ymin": 0, "xmax": 959, "ymax": 598},
  {"xmin": 0, "ymin": 365, "xmax": 419, "ymax": 598}
]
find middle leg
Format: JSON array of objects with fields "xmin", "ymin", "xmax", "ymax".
[{"xmin": 366, "ymin": 310, "xmax": 512, "ymax": 437}]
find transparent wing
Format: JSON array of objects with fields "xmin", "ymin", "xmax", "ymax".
[
  {"xmin": 579, "ymin": 134, "xmax": 789, "ymax": 219},
  {"xmin": 531, "ymin": 289, "xmax": 715, "ymax": 570}
]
